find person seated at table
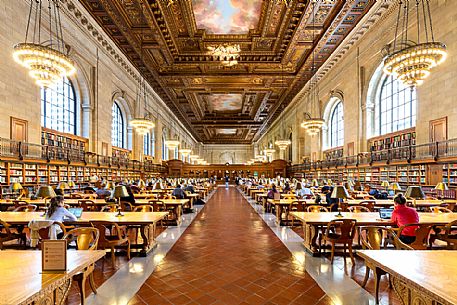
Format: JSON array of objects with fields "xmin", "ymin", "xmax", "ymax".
[
  {"xmin": 267, "ymin": 184, "xmax": 279, "ymax": 199},
  {"xmin": 46, "ymin": 195, "xmax": 77, "ymax": 238},
  {"xmin": 324, "ymin": 187, "xmax": 339, "ymax": 211},
  {"xmin": 257, "ymin": 182, "xmax": 265, "ymax": 190},
  {"xmin": 95, "ymin": 185, "xmax": 111, "ymax": 199},
  {"xmin": 185, "ymin": 183, "xmax": 196, "ymax": 194},
  {"xmin": 391, "ymin": 193, "xmax": 419, "ymax": 244},
  {"xmin": 172, "ymin": 184, "xmax": 186, "ymax": 199},
  {"xmin": 295, "ymin": 182, "xmax": 313, "ymax": 198},
  {"xmin": 283, "ymin": 182, "xmax": 291, "ymax": 193}
]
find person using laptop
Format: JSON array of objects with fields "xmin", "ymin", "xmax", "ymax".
[
  {"xmin": 45, "ymin": 195, "xmax": 77, "ymax": 238},
  {"xmin": 391, "ymin": 193, "xmax": 419, "ymax": 244}
]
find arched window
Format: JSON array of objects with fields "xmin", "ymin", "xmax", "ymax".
[
  {"xmin": 174, "ymin": 147, "xmax": 179, "ymax": 159},
  {"xmin": 150, "ymin": 130, "xmax": 155, "ymax": 158},
  {"xmin": 41, "ymin": 76, "xmax": 78, "ymax": 134},
  {"xmin": 377, "ymin": 75, "xmax": 416, "ymax": 135},
  {"xmin": 162, "ymin": 134, "xmax": 168, "ymax": 160},
  {"xmin": 143, "ymin": 132, "xmax": 150, "ymax": 156},
  {"xmin": 111, "ymin": 102, "xmax": 124, "ymax": 148},
  {"xmin": 329, "ymin": 101, "xmax": 344, "ymax": 148}
]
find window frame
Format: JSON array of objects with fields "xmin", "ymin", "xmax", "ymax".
[
  {"xmin": 111, "ymin": 101, "xmax": 125, "ymax": 148},
  {"xmin": 329, "ymin": 101, "xmax": 344, "ymax": 148}
]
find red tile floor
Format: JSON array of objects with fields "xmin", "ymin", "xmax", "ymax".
[
  {"xmin": 130, "ymin": 187, "xmax": 331, "ymax": 305},
  {"xmin": 67, "ymin": 187, "xmax": 401, "ymax": 304}
]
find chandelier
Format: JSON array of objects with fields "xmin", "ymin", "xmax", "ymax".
[
  {"xmin": 13, "ymin": 0, "xmax": 76, "ymax": 88},
  {"xmin": 275, "ymin": 139, "xmax": 291, "ymax": 151},
  {"xmin": 208, "ymin": 44, "xmax": 241, "ymax": 67},
  {"xmin": 190, "ymin": 154, "xmax": 199, "ymax": 161},
  {"xmin": 382, "ymin": 0, "xmax": 447, "ymax": 87},
  {"xmin": 165, "ymin": 139, "xmax": 180, "ymax": 150},
  {"xmin": 180, "ymin": 148, "xmax": 192, "ymax": 157},
  {"xmin": 130, "ymin": 117, "xmax": 155, "ymax": 135},
  {"xmin": 264, "ymin": 148, "xmax": 276, "ymax": 156},
  {"xmin": 301, "ymin": 112, "xmax": 325, "ymax": 136}
]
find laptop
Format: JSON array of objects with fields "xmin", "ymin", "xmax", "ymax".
[
  {"xmin": 379, "ymin": 208, "xmax": 393, "ymax": 220},
  {"xmin": 68, "ymin": 207, "xmax": 83, "ymax": 219}
]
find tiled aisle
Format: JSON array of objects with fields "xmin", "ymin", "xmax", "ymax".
[{"xmin": 131, "ymin": 187, "xmax": 332, "ymax": 305}]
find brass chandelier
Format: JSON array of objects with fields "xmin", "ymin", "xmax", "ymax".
[
  {"xmin": 13, "ymin": 0, "xmax": 76, "ymax": 87},
  {"xmin": 382, "ymin": 0, "xmax": 447, "ymax": 87},
  {"xmin": 300, "ymin": 1, "xmax": 325, "ymax": 136}
]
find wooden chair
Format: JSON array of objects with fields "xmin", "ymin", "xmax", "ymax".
[
  {"xmin": 8, "ymin": 200, "xmax": 30, "ymax": 211},
  {"xmin": 120, "ymin": 201, "xmax": 134, "ymax": 212},
  {"xmin": 430, "ymin": 206, "xmax": 453, "ymax": 213},
  {"xmin": 90, "ymin": 221, "xmax": 130, "ymax": 267},
  {"xmin": 78, "ymin": 200, "xmax": 95, "ymax": 211},
  {"xmin": 133, "ymin": 205, "xmax": 154, "ymax": 212},
  {"xmin": 431, "ymin": 219, "xmax": 457, "ymax": 249},
  {"xmin": 348, "ymin": 205, "xmax": 371, "ymax": 213},
  {"xmin": 0, "ymin": 219, "xmax": 26, "ymax": 249},
  {"xmin": 307, "ymin": 205, "xmax": 329, "ymax": 212},
  {"xmin": 13, "ymin": 204, "xmax": 37, "ymax": 212},
  {"xmin": 320, "ymin": 219, "xmax": 357, "ymax": 264},
  {"xmin": 397, "ymin": 223, "xmax": 433, "ymax": 250},
  {"xmin": 101, "ymin": 204, "xmax": 118, "ymax": 212},
  {"xmin": 37, "ymin": 222, "xmax": 67, "ymax": 248},
  {"xmin": 62, "ymin": 227, "xmax": 99, "ymax": 305}
]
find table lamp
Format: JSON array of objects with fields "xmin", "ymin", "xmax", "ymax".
[
  {"xmin": 68, "ymin": 180, "xmax": 76, "ymax": 189},
  {"xmin": 331, "ymin": 185, "xmax": 349, "ymax": 217},
  {"xmin": 354, "ymin": 181, "xmax": 362, "ymax": 191},
  {"xmin": 343, "ymin": 182, "xmax": 353, "ymax": 192},
  {"xmin": 138, "ymin": 179, "xmax": 146, "ymax": 190},
  {"xmin": 405, "ymin": 186, "xmax": 425, "ymax": 207},
  {"xmin": 57, "ymin": 182, "xmax": 69, "ymax": 194},
  {"xmin": 381, "ymin": 181, "xmax": 390, "ymax": 191},
  {"xmin": 391, "ymin": 182, "xmax": 402, "ymax": 193},
  {"xmin": 434, "ymin": 182, "xmax": 448, "ymax": 199},
  {"xmin": 111, "ymin": 185, "xmax": 128, "ymax": 216},
  {"xmin": 36, "ymin": 186, "xmax": 57, "ymax": 216},
  {"xmin": 327, "ymin": 179, "xmax": 333, "ymax": 186},
  {"xmin": 11, "ymin": 182, "xmax": 23, "ymax": 199}
]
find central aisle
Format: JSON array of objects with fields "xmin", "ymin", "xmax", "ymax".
[{"xmin": 131, "ymin": 187, "xmax": 332, "ymax": 305}]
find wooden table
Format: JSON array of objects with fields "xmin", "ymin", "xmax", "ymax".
[
  {"xmin": 290, "ymin": 212, "xmax": 457, "ymax": 255},
  {"xmin": 0, "ymin": 211, "xmax": 168, "ymax": 255},
  {"xmin": 0, "ymin": 250, "xmax": 105, "ymax": 305},
  {"xmin": 358, "ymin": 250, "xmax": 457, "ymax": 305},
  {"xmin": 267, "ymin": 199, "xmax": 307, "ymax": 225}
]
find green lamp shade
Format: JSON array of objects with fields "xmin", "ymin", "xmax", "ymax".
[
  {"xmin": 57, "ymin": 182, "xmax": 69, "ymax": 190},
  {"xmin": 331, "ymin": 185, "xmax": 350, "ymax": 199},
  {"xmin": 68, "ymin": 181, "xmax": 76, "ymax": 188},
  {"xmin": 111, "ymin": 185, "xmax": 129, "ymax": 199},
  {"xmin": 405, "ymin": 186, "xmax": 425, "ymax": 199},
  {"xmin": 381, "ymin": 181, "xmax": 390, "ymax": 188},
  {"xmin": 11, "ymin": 182, "xmax": 23, "ymax": 191},
  {"xmin": 138, "ymin": 180, "xmax": 146, "ymax": 189},
  {"xmin": 434, "ymin": 182, "xmax": 449, "ymax": 191},
  {"xmin": 36, "ymin": 186, "xmax": 56, "ymax": 198},
  {"xmin": 343, "ymin": 182, "xmax": 353, "ymax": 191}
]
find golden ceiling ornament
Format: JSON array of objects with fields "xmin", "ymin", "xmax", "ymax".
[
  {"xmin": 274, "ymin": 0, "xmax": 292, "ymax": 6},
  {"xmin": 164, "ymin": 0, "xmax": 177, "ymax": 7},
  {"xmin": 208, "ymin": 44, "xmax": 241, "ymax": 67},
  {"xmin": 13, "ymin": 0, "xmax": 76, "ymax": 88},
  {"xmin": 382, "ymin": 0, "xmax": 447, "ymax": 87}
]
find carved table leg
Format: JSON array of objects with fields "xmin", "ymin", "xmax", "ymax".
[
  {"xmin": 303, "ymin": 223, "xmax": 320, "ymax": 256},
  {"xmin": 391, "ymin": 275, "xmax": 439, "ymax": 305}
]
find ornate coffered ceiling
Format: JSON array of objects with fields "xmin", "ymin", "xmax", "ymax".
[{"xmin": 78, "ymin": 0, "xmax": 375, "ymax": 144}]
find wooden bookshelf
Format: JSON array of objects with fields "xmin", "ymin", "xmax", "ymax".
[
  {"xmin": 323, "ymin": 147, "xmax": 344, "ymax": 160},
  {"xmin": 112, "ymin": 147, "xmax": 131, "ymax": 160},
  {"xmin": 368, "ymin": 128, "xmax": 416, "ymax": 152}
]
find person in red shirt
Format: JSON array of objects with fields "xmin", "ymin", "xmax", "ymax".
[{"xmin": 391, "ymin": 193, "xmax": 419, "ymax": 244}]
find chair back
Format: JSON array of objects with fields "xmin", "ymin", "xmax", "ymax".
[
  {"xmin": 78, "ymin": 200, "xmax": 95, "ymax": 211},
  {"xmin": 101, "ymin": 204, "xmax": 117, "ymax": 212},
  {"xmin": 307, "ymin": 205, "xmax": 329, "ymax": 212},
  {"xmin": 398, "ymin": 223, "xmax": 433, "ymax": 250},
  {"xmin": 149, "ymin": 200, "xmax": 166, "ymax": 212},
  {"xmin": 360, "ymin": 226, "xmax": 396, "ymax": 250},
  {"xmin": 37, "ymin": 222, "xmax": 66, "ymax": 245},
  {"xmin": 13, "ymin": 204, "xmax": 37, "ymax": 212},
  {"xmin": 90, "ymin": 221, "xmax": 122, "ymax": 244},
  {"xmin": 348, "ymin": 205, "xmax": 370, "ymax": 213},
  {"xmin": 325, "ymin": 219, "xmax": 357, "ymax": 241},
  {"xmin": 120, "ymin": 201, "xmax": 133, "ymax": 211},
  {"xmin": 133, "ymin": 205, "xmax": 154, "ymax": 212},
  {"xmin": 63, "ymin": 227, "xmax": 99, "ymax": 250},
  {"xmin": 294, "ymin": 201, "xmax": 306, "ymax": 212},
  {"xmin": 430, "ymin": 206, "xmax": 453, "ymax": 213}
]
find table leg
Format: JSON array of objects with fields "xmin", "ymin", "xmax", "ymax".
[
  {"xmin": 303, "ymin": 223, "xmax": 320, "ymax": 256},
  {"xmin": 139, "ymin": 223, "xmax": 157, "ymax": 256},
  {"xmin": 275, "ymin": 205, "xmax": 283, "ymax": 226},
  {"xmin": 391, "ymin": 275, "xmax": 438, "ymax": 305}
]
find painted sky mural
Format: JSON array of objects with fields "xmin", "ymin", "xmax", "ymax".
[
  {"xmin": 208, "ymin": 94, "xmax": 242, "ymax": 111},
  {"xmin": 192, "ymin": 0, "xmax": 262, "ymax": 34}
]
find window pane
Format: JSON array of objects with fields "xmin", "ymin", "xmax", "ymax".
[
  {"xmin": 377, "ymin": 75, "xmax": 416, "ymax": 136},
  {"xmin": 329, "ymin": 101, "xmax": 344, "ymax": 148},
  {"xmin": 111, "ymin": 102, "xmax": 124, "ymax": 148},
  {"xmin": 41, "ymin": 77, "xmax": 77, "ymax": 135}
]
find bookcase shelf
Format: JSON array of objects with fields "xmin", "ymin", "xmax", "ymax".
[{"xmin": 369, "ymin": 128, "xmax": 416, "ymax": 152}]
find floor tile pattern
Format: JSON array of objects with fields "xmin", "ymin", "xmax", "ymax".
[{"xmin": 131, "ymin": 187, "xmax": 329, "ymax": 304}]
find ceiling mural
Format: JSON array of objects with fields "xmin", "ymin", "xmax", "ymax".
[
  {"xmin": 217, "ymin": 128, "xmax": 237, "ymax": 135},
  {"xmin": 192, "ymin": 0, "xmax": 262, "ymax": 34},
  {"xmin": 78, "ymin": 0, "xmax": 376, "ymax": 144},
  {"xmin": 207, "ymin": 94, "xmax": 243, "ymax": 112}
]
